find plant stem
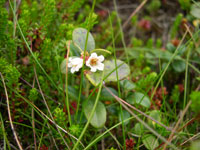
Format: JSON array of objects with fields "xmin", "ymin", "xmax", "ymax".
[
  {"xmin": 75, "ymin": 0, "xmax": 97, "ymax": 120},
  {"xmin": 72, "ymin": 71, "xmax": 104, "ymax": 150}
]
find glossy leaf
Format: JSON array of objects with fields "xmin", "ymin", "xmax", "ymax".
[
  {"xmin": 190, "ymin": 140, "xmax": 200, "ymax": 150},
  {"xmin": 120, "ymin": 79, "xmax": 136, "ymax": 90},
  {"xmin": 86, "ymin": 59, "xmax": 130, "ymax": 86},
  {"xmin": 72, "ymin": 28, "xmax": 95, "ymax": 52},
  {"xmin": 172, "ymin": 60, "xmax": 185, "ymax": 72},
  {"xmin": 190, "ymin": 3, "xmax": 200, "ymax": 19},
  {"xmin": 142, "ymin": 134, "xmax": 159, "ymax": 150},
  {"xmin": 100, "ymin": 87, "xmax": 118, "ymax": 101},
  {"xmin": 118, "ymin": 110, "xmax": 130, "ymax": 125},
  {"xmin": 127, "ymin": 92, "xmax": 151, "ymax": 108},
  {"xmin": 134, "ymin": 123, "xmax": 145, "ymax": 136},
  {"xmin": 60, "ymin": 58, "xmax": 67, "ymax": 74},
  {"xmin": 83, "ymin": 100, "xmax": 106, "ymax": 128},
  {"xmin": 69, "ymin": 41, "xmax": 82, "ymax": 56},
  {"xmin": 148, "ymin": 110, "xmax": 161, "ymax": 128}
]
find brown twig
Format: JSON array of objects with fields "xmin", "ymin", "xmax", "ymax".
[
  {"xmin": 0, "ymin": 73, "xmax": 23, "ymax": 150},
  {"xmin": 156, "ymin": 85, "xmax": 200, "ymax": 150},
  {"xmin": 180, "ymin": 132, "xmax": 200, "ymax": 146},
  {"xmin": 104, "ymin": 85, "xmax": 172, "ymax": 132},
  {"xmin": 104, "ymin": 85, "xmax": 178, "ymax": 149},
  {"xmin": 64, "ymin": 41, "xmax": 71, "ymax": 123},
  {"xmin": 122, "ymin": 0, "xmax": 148, "ymax": 29},
  {"xmin": 13, "ymin": 84, "xmax": 85, "ymax": 148},
  {"xmin": 184, "ymin": 24, "xmax": 198, "ymax": 48},
  {"xmin": 33, "ymin": 67, "xmax": 70, "ymax": 150},
  {"xmin": 107, "ymin": 0, "xmax": 147, "ymax": 47},
  {"xmin": 162, "ymin": 101, "xmax": 192, "ymax": 150}
]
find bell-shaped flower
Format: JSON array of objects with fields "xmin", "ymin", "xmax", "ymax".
[
  {"xmin": 68, "ymin": 57, "xmax": 83, "ymax": 73},
  {"xmin": 86, "ymin": 53, "xmax": 104, "ymax": 72}
]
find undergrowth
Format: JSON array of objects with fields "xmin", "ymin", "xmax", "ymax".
[{"xmin": 0, "ymin": 0, "xmax": 200, "ymax": 150}]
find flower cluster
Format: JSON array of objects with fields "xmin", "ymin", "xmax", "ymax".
[{"xmin": 68, "ymin": 53, "xmax": 104, "ymax": 73}]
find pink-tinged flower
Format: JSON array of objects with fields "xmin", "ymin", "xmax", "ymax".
[
  {"xmin": 86, "ymin": 53, "xmax": 104, "ymax": 72},
  {"xmin": 68, "ymin": 57, "xmax": 83, "ymax": 73}
]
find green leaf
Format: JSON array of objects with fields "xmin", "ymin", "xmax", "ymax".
[
  {"xmin": 83, "ymin": 100, "xmax": 106, "ymax": 128},
  {"xmin": 100, "ymin": 87, "xmax": 118, "ymax": 101},
  {"xmin": 134, "ymin": 123, "xmax": 145, "ymax": 136},
  {"xmin": 148, "ymin": 110, "xmax": 161, "ymax": 128},
  {"xmin": 172, "ymin": 60, "xmax": 185, "ymax": 72},
  {"xmin": 190, "ymin": 140, "xmax": 200, "ymax": 150},
  {"xmin": 68, "ymin": 86, "xmax": 81, "ymax": 101},
  {"xmin": 86, "ymin": 59, "xmax": 130, "ymax": 86},
  {"xmin": 118, "ymin": 110, "xmax": 130, "ymax": 125},
  {"xmin": 166, "ymin": 43, "xmax": 176, "ymax": 53},
  {"xmin": 127, "ymin": 92, "xmax": 151, "ymax": 108},
  {"xmin": 72, "ymin": 28, "xmax": 95, "ymax": 52},
  {"xmin": 190, "ymin": 2, "xmax": 200, "ymax": 19},
  {"xmin": 142, "ymin": 134, "xmax": 159, "ymax": 150},
  {"xmin": 69, "ymin": 41, "xmax": 83, "ymax": 56},
  {"xmin": 60, "ymin": 58, "xmax": 67, "ymax": 74},
  {"xmin": 190, "ymin": 91, "xmax": 200, "ymax": 114},
  {"xmin": 120, "ymin": 79, "xmax": 136, "ymax": 90}
]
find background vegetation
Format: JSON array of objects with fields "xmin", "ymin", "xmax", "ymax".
[{"xmin": 0, "ymin": 0, "xmax": 200, "ymax": 149}]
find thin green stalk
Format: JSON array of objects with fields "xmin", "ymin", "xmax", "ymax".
[
  {"xmin": 104, "ymin": 126, "xmax": 123, "ymax": 149},
  {"xmin": 34, "ymin": 66, "xmax": 70, "ymax": 149},
  {"xmin": 109, "ymin": 11, "xmax": 126, "ymax": 149},
  {"xmin": 11, "ymin": 89, "xmax": 85, "ymax": 148},
  {"xmin": 72, "ymin": 71, "xmax": 104, "ymax": 150},
  {"xmin": 55, "ymin": 44, "xmax": 65, "ymax": 102},
  {"xmin": 84, "ymin": 117, "xmax": 134, "ymax": 150},
  {"xmin": 75, "ymin": 0, "xmax": 96, "ymax": 120},
  {"xmin": 13, "ymin": 0, "xmax": 16, "ymax": 38},
  {"xmin": 79, "ymin": 62, "xmax": 125, "ymax": 123},
  {"xmin": 113, "ymin": 0, "xmax": 130, "ymax": 66},
  {"xmin": 38, "ymin": 119, "xmax": 48, "ymax": 150},
  {"xmin": 150, "ymin": 30, "xmax": 188, "ymax": 101},
  {"xmin": 8, "ymin": 0, "xmax": 60, "ymax": 92},
  {"xmin": 183, "ymin": 45, "xmax": 191, "ymax": 108},
  {"xmin": 11, "ymin": 0, "xmax": 16, "ymax": 65},
  {"xmin": 105, "ymin": 86, "xmax": 178, "ymax": 150},
  {"xmin": 7, "ymin": 121, "xmax": 41, "ymax": 132},
  {"xmin": 188, "ymin": 62, "xmax": 200, "ymax": 74},
  {"xmin": 0, "ymin": 113, "xmax": 11, "ymax": 150}
]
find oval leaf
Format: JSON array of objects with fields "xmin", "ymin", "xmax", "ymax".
[
  {"xmin": 148, "ymin": 110, "xmax": 161, "ymax": 128},
  {"xmin": 100, "ymin": 87, "xmax": 118, "ymax": 101},
  {"xmin": 190, "ymin": 3, "xmax": 200, "ymax": 19},
  {"xmin": 60, "ymin": 58, "xmax": 67, "ymax": 74},
  {"xmin": 83, "ymin": 100, "xmax": 106, "ymax": 128},
  {"xmin": 69, "ymin": 41, "xmax": 83, "ymax": 56},
  {"xmin": 72, "ymin": 28, "xmax": 95, "ymax": 52},
  {"xmin": 118, "ymin": 110, "xmax": 130, "ymax": 125},
  {"xmin": 190, "ymin": 140, "xmax": 200, "ymax": 150},
  {"xmin": 120, "ymin": 79, "xmax": 136, "ymax": 90},
  {"xmin": 134, "ymin": 123, "xmax": 145, "ymax": 136},
  {"xmin": 142, "ymin": 134, "xmax": 159, "ymax": 150},
  {"xmin": 86, "ymin": 59, "xmax": 130, "ymax": 86},
  {"xmin": 127, "ymin": 92, "xmax": 151, "ymax": 108},
  {"xmin": 172, "ymin": 60, "xmax": 185, "ymax": 72}
]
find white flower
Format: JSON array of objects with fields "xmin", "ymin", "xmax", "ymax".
[
  {"xmin": 86, "ymin": 53, "xmax": 104, "ymax": 72},
  {"xmin": 68, "ymin": 57, "xmax": 83, "ymax": 73}
]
